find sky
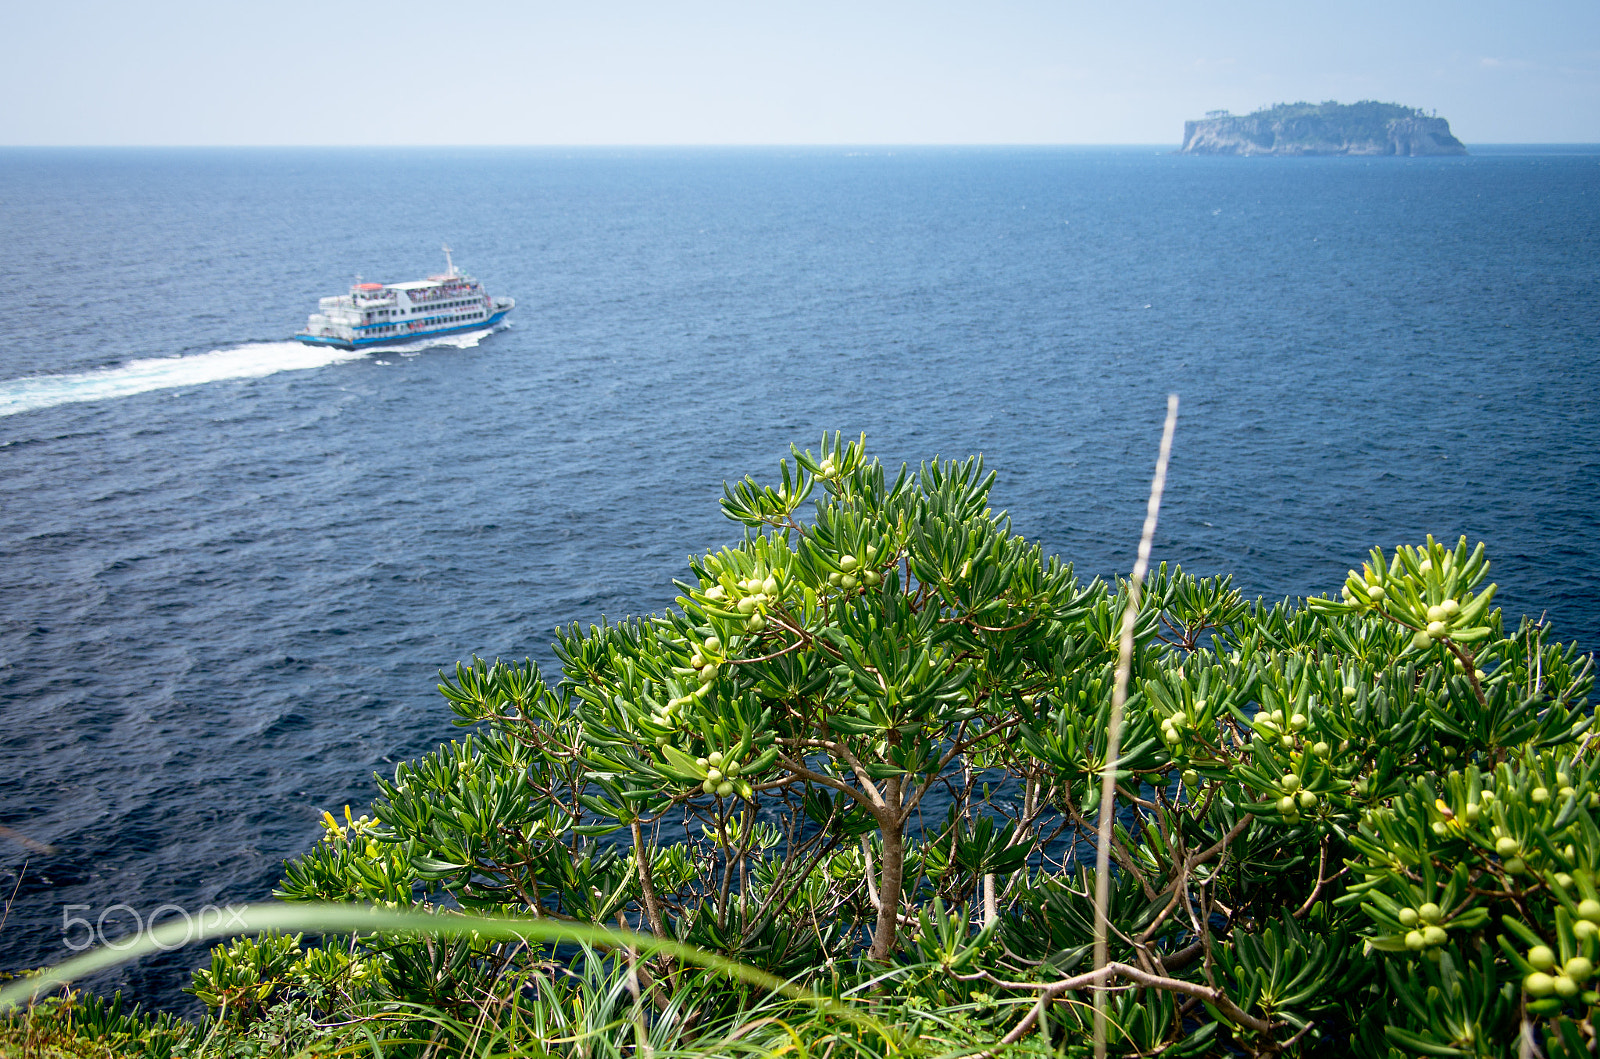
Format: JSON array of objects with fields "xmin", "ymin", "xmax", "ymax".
[{"xmin": 4, "ymin": 0, "xmax": 1597, "ymax": 145}]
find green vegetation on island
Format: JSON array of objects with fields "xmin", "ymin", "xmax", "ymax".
[
  {"xmin": 1180, "ymin": 101, "xmax": 1467, "ymax": 156},
  {"xmin": 5, "ymin": 433, "xmax": 1597, "ymax": 1059}
]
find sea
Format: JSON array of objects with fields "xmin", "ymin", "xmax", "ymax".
[{"xmin": 1, "ymin": 146, "xmax": 1597, "ymax": 1009}]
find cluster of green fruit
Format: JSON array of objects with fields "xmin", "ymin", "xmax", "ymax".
[
  {"xmin": 1158, "ymin": 698, "xmax": 1203, "ymax": 748},
  {"xmin": 1274, "ymin": 771, "xmax": 1319, "ymax": 821},
  {"xmin": 1250, "ymin": 705, "xmax": 1328, "ymax": 755},
  {"xmin": 1395, "ymin": 902, "xmax": 1454, "ymax": 950},
  {"xmin": 825, "ymin": 547, "xmax": 882, "ymax": 592},
  {"xmin": 1521, "ymin": 950, "xmax": 1594, "ymax": 1003},
  {"xmin": 1508, "ymin": 893, "xmax": 1600, "ymax": 1011},
  {"xmin": 1246, "ymin": 706, "xmax": 1333, "ymax": 822},
  {"xmin": 1331, "ymin": 537, "xmax": 1497, "ymax": 652},
  {"xmin": 695, "ymin": 750, "xmax": 752, "ymax": 800},
  {"xmin": 706, "ymin": 574, "xmax": 782, "ymax": 632},
  {"xmin": 687, "ymin": 635, "xmax": 726, "ymax": 682}
]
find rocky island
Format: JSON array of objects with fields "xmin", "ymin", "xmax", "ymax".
[{"xmin": 1179, "ymin": 100, "xmax": 1467, "ymax": 156}]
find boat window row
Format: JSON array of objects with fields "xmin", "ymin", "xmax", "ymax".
[
  {"xmin": 357, "ymin": 308, "xmax": 487, "ymax": 332},
  {"xmin": 406, "ymin": 298, "xmax": 480, "ymax": 311}
]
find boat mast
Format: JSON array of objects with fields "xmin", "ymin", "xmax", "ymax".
[{"xmin": 442, "ymin": 244, "xmax": 456, "ymax": 279}]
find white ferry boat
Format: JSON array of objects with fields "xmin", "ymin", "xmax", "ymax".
[{"xmin": 295, "ymin": 247, "xmax": 513, "ymax": 349}]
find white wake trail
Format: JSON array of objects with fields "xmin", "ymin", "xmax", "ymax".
[{"xmin": 0, "ymin": 328, "xmax": 501, "ymax": 417}]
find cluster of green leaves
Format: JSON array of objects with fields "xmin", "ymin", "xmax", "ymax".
[
  {"xmin": 0, "ymin": 989, "xmax": 190, "ymax": 1059},
  {"xmin": 15, "ymin": 436, "xmax": 1596, "ymax": 1059}
]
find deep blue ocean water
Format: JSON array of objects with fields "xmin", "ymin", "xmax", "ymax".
[{"xmin": 1, "ymin": 146, "xmax": 1597, "ymax": 1007}]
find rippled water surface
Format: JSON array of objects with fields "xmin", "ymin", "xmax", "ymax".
[{"xmin": 1, "ymin": 146, "xmax": 1597, "ymax": 1004}]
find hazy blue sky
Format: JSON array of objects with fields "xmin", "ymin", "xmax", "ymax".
[{"xmin": 6, "ymin": 0, "xmax": 1597, "ymax": 145}]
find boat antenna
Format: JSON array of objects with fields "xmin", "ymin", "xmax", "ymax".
[{"xmin": 442, "ymin": 244, "xmax": 456, "ymax": 278}]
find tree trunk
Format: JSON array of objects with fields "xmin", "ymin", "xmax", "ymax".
[
  {"xmin": 869, "ymin": 819, "xmax": 906, "ymax": 962},
  {"xmin": 631, "ymin": 819, "xmax": 667, "ymax": 938}
]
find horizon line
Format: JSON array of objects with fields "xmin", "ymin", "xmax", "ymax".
[{"xmin": 2, "ymin": 141, "xmax": 1597, "ymax": 149}]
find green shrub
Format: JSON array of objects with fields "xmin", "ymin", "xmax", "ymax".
[{"xmin": 14, "ymin": 435, "xmax": 1597, "ymax": 1057}]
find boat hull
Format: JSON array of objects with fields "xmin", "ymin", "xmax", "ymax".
[{"xmin": 296, "ymin": 308, "xmax": 511, "ymax": 350}]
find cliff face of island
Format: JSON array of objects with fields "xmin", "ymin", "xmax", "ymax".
[{"xmin": 1180, "ymin": 101, "xmax": 1467, "ymax": 156}]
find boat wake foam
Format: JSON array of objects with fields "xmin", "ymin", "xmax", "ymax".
[{"xmin": 0, "ymin": 327, "xmax": 504, "ymax": 417}]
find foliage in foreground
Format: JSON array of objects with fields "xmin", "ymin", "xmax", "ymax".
[{"xmin": 8, "ymin": 434, "xmax": 1597, "ymax": 1058}]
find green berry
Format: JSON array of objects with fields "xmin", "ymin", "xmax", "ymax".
[
  {"xmin": 839, "ymin": 555, "xmax": 858, "ymax": 572},
  {"xmin": 863, "ymin": 570, "xmax": 881, "ymax": 585},
  {"xmin": 1526, "ymin": 972, "xmax": 1556, "ymax": 997},
  {"xmin": 716, "ymin": 781, "xmax": 734, "ymax": 798},
  {"xmin": 1367, "ymin": 584, "xmax": 1386, "ymax": 601},
  {"xmin": 1529, "ymin": 946, "xmax": 1557, "ymax": 971},
  {"xmin": 1181, "ymin": 769, "xmax": 1200, "ymax": 787},
  {"xmin": 1426, "ymin": 620, "xmax": 1447, "ymax": 638},
  {"xmin": 1441, "ymin": 599, "xmax": 1460, "ymax": 618},
  {"xmin": 1566, "ymin": 957, "xmax": 1593, "ymax": 982},
  {"xmin": 1298, "ymin": 790, "xmax": 1318, "ymax": 809},
  {"xmin": 1422, "ymin": 925, "xmax": 1447, "ymax": 947},
  {"xmin": 703, "ymin": 636, "xmax": 722, "ymax": 653},
  {"xmin": 1578, "ymin": 899, "xmax": 1600, "ymax": 922},
  {"xmin": 1417, "ymin": 902, "xmax": 1442, "ymax": 924},
  {"xmin": 1556, "ymin": 975, "xmax": 1580, "ymax": 998},
  {"xmin": 1280, "ymin": 773, "xmax": 1301, "ymax": 793},
  {"xmin": 1412, "ymin": 630, "xmax": 1434, "ymax": 650},
  {"xmin": 1495, "ymin": 836, "xmax": 1520, "ymax": 857},
  {"xmin": 1398, "ymin": 908, "xmax": 1419, "ymax": 927},
  {"xmin": 1405, "ymin": 931, "xmax": 1425, "ymax": 951},
  {"xmin": 1532, "ymin": 787, "xmax": 1551, "ymax": 805},
  {"xmin": 1313, "ymin": 741, "xmax": 1330, "ymax": 756}
]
